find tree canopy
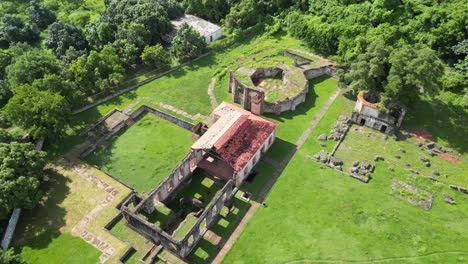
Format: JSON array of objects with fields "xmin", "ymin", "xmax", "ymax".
[
  {"xmin": 67, "ymin": 45, "xmax": 125, "ymax": 95},
  {"xmin": 45, "ymin": 22, "xmax": 88, "ymax": 57},
  {"xmin": 141, "ymin": 44, "xmax": 170, "ymax": 70},
  {"xmin": 0, "ymin": 14, "xmax": 39, "ymax": 46},
  {"xmin": 6, "ymin": 49, "xmax": 60, "ymax": 88},
  {"xmin": 171, "ymin": 24, "xmax": 206, "ymax": 62},
  {"xmin": 0, "ymin": 141, "xmax": 47, "ymax": 220},
  {"xmin": 4, "ymin": 85, "xmax": 70, "ymax": 139},
  {"xmin": 26, "ymin": 0, "xmax": 56, "ymax": 30}
]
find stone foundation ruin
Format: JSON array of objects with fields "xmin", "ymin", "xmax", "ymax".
[
  {"xmin": 229, "ymin": 50, "xmax": 336, "ymax": 115},
  {"xmin": 351, "ymin": 91, "xmax": 406, "ymax": 135},
  {"xmin": 119, "ymin": 103, "xmax": 277, "ymax": 259}
]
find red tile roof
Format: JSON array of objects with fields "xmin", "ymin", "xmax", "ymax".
[{"xmin": 211, "ymin": 103, "xmax": 276, "ymax": 172}]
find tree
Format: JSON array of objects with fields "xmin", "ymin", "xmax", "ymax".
[
  {"xmin": 26, "ymin": 0, "xmax": 56, "ymax": 30},
  {"xmin": 171, "ymin": 24, "xmax": 206, "ymax": 62},
  {"xmin": 0, "ymin": 142, "xmax": 47, "ymax": 220},
  {"xmin": 86, "ymin": 0, "xmax": 176, "ymax": 49},
  {"xmin": 113, "ymin": 23, "xmax": 151, "ymax": 66},
  {"xmin": 0, "ymin": 49, "xmax": 13, "ymax": 79},
  {"xmin": 45, "ymin": 22, "xmax": 88, "ymax": 57},
  {"xmin": 4, "ymin": 85, "xmax": 70, "ymax": 139},
  {"xmin": 6, "ymin": 49, "xmax": 60, "ymax": 87},
  {"xmin": 31, "ymin": 74, "xmax": 81, "ymax": 105},
  {"xmin": 183, "ymin": 0, "xmax": 233, "ymax": 22},
  {"xmin": 225, "ymin": 0, "xmax": 261, "ymax": 31},
  {"xmin": 0, "ymin": 80, "xmax": 11, "ymax": 108},
  {"xmin": 344, "ymin": 39, "xmax": 392, "ymax": 93},
  {"xmin": 0, "ymin": 248, "xmax": 24, "ymax": 264},
  {"xmin": 0, "ymin": 14, "xmax": 40, "ymax": 45},
  {"xmin": 67, "ymin": 45, "xmax": 124, "ymax": 95},
  {"xmin": 141, "ymin": 44, "xmax": 170, "ymax": 69},
  {"xmin": 386, "ymin": 44, "xmax": 444, "ymax": 101}
]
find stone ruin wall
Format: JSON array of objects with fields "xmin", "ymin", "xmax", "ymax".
[
  {"xmin": 119, "ymin": 147, "xmax": 238, "ymax": 258},
  {"xmin": 229, "ymin": 50, "xmax": 337, "ymax": 115},
  {"xmin": 263, "ymin": 88, "xmax": 308, "ymax": 114},
  {"xmin": 130, "ymin": 105, "xmax": 194, "ymax": 131},
  {"xmin": 303, "ymin": 65, "xmax": 337, "ymax": 79},
  {"xmin": 263, "ymin": 65, "xmax": 336, "ymax": 115},
  {"xmin": 178, "ymin": 180, "xmax": 235, "ymax": 257},
  {"xmin": 138, "ymin": 149, "xmax": 205, "ymax": 214},
  {"xmin": 79, "ymin": 105, "xmax": 194, "ymax": 159},
  {"xmin": 351, "ymin": 93, "xmax": 407, "ymax": 135},
  {"xmin": 121, "ymin": 170, "xmax": 236, "ymax": 258},
  {"xmin": 351, "ymin": 112, "xmax": 396, "ymax": 135}
]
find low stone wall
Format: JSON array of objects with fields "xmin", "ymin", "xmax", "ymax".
[
  {"xmin": 304, "ymin": 66, "xmax": 337, "ymax": 79},
  {"xmin": 131, "ymin": 105, "xmax": 194, "ymax": 131},
  {"xmin": 80, "ymin": 109, "xmax": 122, "ymax": 137},
  {"xmin": 79, "ymin": 105, "xmax": 194, "ymax": 159},
  {"xmin": 1, "ymin": 208, "xmax": 21, "ymax": 250},
  {"xmin": 264, "ymin": 88, "xmax": 307, "ymax": 114},
  {"xmin": 80, "ymin": 120, "xmax": 128, "ymax": 158}
]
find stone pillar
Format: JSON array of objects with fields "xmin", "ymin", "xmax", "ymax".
[{"xmin": 250, "ymin": 92, "xmax": 264, "ymax": 115}]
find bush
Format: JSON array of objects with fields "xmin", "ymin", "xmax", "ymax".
[{"xmin": 141, "ymin": 44, "xmax": 170, "ymax": 70}]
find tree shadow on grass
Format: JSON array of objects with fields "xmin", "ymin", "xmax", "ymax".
[
  {"xmin": 13, "ymin": 169, "xmax": 69, "ymax": 249},
  {"xmin": 188, "ymin": 197, "xmax": 251, "ymax": 264},
  {"xmin": 404, "ymin": 96, "xmax": 468, "ymax": 154}
]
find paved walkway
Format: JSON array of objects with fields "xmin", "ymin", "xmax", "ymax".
[{"xmin": 212, "ymin": 89, "xmax": 342, "ymax": 263}]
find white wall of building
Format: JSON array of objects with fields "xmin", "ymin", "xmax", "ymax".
[
  {"xmin": 234, "ymin": 130, "xmax": 276, "ymax": 186},
  {"xmin": 205, "ymin": 28, "xmax": 222, "ymax": 43}
]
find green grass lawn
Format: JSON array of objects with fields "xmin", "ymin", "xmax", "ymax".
[
  {"xmin": 14, "ymin": 160, "xmax": 132, "ymax": 264},
  {"xmin": 265, "ymin": 75, "xmax": 338, "ymax": 161},
  {"xmin": 223, "ymin": 95, "xmax": 468, "ymax": 263},
  {"xmin": 335, "ymin": 126, "xmax": 468, "ymax": 187},
  {"xmin": 19, "ymin": 232, "xmax": 100, "ymax": 264},
  {"xmin": 110, "ymin": 218, "xmax": 153, "ymax": 264},
  {"xmin": 86, "ymin": 113, "xmax": 193, "ymax": 193}
]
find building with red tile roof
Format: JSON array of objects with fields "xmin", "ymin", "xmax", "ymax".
[{"xmin": 193, "ymin": 102, "xmax": 277, "ymax": 185}]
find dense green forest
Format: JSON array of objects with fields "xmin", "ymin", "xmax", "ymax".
[{"xmin": 0, "ymin": 2, "xmax": 466, "ymax": 260}]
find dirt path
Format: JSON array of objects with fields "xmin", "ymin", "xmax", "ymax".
[
  {"xmin": 69, "ymin": 163, "xmax": 120, "ymax": 263},
  {"xmin": 286, "ymin": 251, "xmax": 468, "ymax": 263},
  {"xmin": 208, "ymin": 78, "xmax": 219, "ymax": 109},
  {"xmin": 212, "ymin": 89, "xmax": 342, "ymax": 263}
]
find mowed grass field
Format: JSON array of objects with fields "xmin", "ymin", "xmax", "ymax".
[
  {"xmin": 223, "ymin": 95, "xmax": 468, "ymax": 263},
  {"xmin": 86, "ymin": 113, "xmax": 193, "ymax": 193},
  {"xmin": 14, "ymin": 160, "xmax": 132, "ymax": 264},
  {"xmin": 265, "ymin": 75, "xmax": 338, "ymax": 161}
]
